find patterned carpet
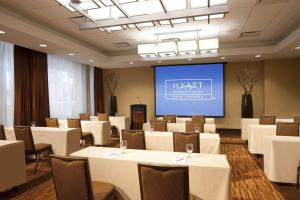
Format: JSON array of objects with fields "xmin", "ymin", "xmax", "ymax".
[{"xmin": 0, "ymin": 135, "xmax": 295, "ymax": 200}]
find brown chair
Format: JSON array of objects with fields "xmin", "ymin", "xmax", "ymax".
[
  {"xmin": 0, "ymin": 124, "xmax": 6, "ymax": 140},
  {"xmin": 80, "ymin": 113, "xmax": 91, "ymax": 121},
  {"xmin": 276, "ymin": 122, "xmax": 299, "ymax": 136},
  {"xmin": 97, "ymin": 113, "xmax": 109, "ymax": 121},
  {"xmin": 138, "ymin": 163, "xmax": 189, "ymax": 200},
  {"xmin": 294, "ymin": 116, "xmax": 300, "ymax": 124},
  {"xmin": 150, "ymin": 120, "xmax": 167, "ymax": 132},
  {"xmin": 163, "ymin": 115, "xmax": 176, "ymax": 123},
  {"xmin": 173, "ymin": 132, "xmax": 200, "ymax": 153},
  {"xmin": 186, "ymin": 121, "xmax": 204, "ymax": 133},
  {"xmin": 14, "ymin": 126, "xmax": 52, "ymax": 173},
  {"xmin": 121, "ymin": 130, "xmax": 146, "ymax": 150},
  {"xmin": 67, "ymin": 118, "xmax": 94, "ymax": 146},
  {"xmin": 46, "ymin": 117, "xmax": 59, "ymax": 128},
  {"xmin": 297, "ymin": 161, "xmax": 300, "ymax": 190},
  {"xmin": 191, "ymin": 115, "xmax": 205, "ymax": 123},
  {"xmin": 259, "ymin": 116, "xmax": 276, "ymax": 125},
  {"xmin": 50, "ymin": 155, "xmax": 116, "ymax": 200}
]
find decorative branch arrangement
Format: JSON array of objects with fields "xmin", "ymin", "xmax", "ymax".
[
  {"xmin": 237, "ymin": 68, "xmax": 258, "ymax": 95},
  {"xmin": 104, "ymin": 72, "xmax": 120, "ymax": 96}
]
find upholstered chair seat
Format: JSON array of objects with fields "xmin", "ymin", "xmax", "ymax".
[
  {"xmin": 276, "ymin": 122, "xmax": 299, "ymax": 136},
  {"xmin": 80, "ymin": 113, "xmax": 91, "ymax": 121},
  {"xmin": 46, "ymin": 118, "xmax": 59, "ymax": 127},
  {"xmin": 259, "ymin": 116, "xmax": 276, "ymax": 125}
]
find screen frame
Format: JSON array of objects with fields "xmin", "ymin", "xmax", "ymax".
[{"xmin": 153, "ymin": 63, "xmax": 226, "ymax": 118}]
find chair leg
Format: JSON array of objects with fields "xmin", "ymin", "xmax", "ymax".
[
  {"xmin": 297, "ymin": 168, "xmax": 300, "ymax": 190},
  {"xmin": 34, "ymin": 154, "xmax": 40, "ymax": 174}
]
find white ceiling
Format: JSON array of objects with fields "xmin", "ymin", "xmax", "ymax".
[{"xmin": 0, "ymin": 0, "xmax": 299, "ymax": 68}]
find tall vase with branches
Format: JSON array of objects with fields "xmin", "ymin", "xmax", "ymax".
[
  {"xmin": 104, "ymin": 72, "xmax": 120, "ymax": 116},
  {"xmin": 237, "ymin": 68, "xmax": 258, "ymax": 118}
]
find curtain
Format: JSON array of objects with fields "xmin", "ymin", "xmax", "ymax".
[
  {"xmin": 47, "ymin": 54, "xmax": 87, "ymax": 119},
  {"xmin": 89, "ymin": 66, "xmax": 95, "ymax": 115},
  {"xmin": 14, "ymin": 45, "xmax": 49, "ymax": 126},
  {"xmin": 94, "ymin": 67, "xmax": 104, "ymax": 115},
  {"xmin": 0, "ymin": 41, "xmax": 14, "ymax": 127}
]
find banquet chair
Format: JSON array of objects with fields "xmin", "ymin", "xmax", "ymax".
[
  {"xmin": 294, "ymin": 116, "xmax": 300, "ymax": 124},
  {"xmin": 80, "ymin": 113, "xmax": 91, "ymax": 121},
  {"xmin": 14, "ymin": 126, "xmax": 52, "ymax": 173},
  {"xmin": 97, "ymin": 113, "xmax": 109, "ymax": 121},
  {"xmin": 173, "ymin": 132, "xmax": 200, "ymax": 153},
  {"xmin": 259, "ymin": 116, "xmax": 276, "ymax": 125},
  {"xmin": 46, "ymin": 117, "xmax": 59, "ymax": 128},
  {"xmin": 50, "ymin": 155, "xmax": 116, "ymax": 200},
  {"xmin": 67, "ymin": 118, "xmax": 94, "ymax": 146},
  {"xmin": 138, "ymin": 163, "xmax": 189, "ymax": 200},
  {"xmin": 297, "ymin": 161, "xmax": 300, "ymax": 190},
  {"xmin": 276, "ymin": 122, "xmax": 300, "ymax": 136},
  {"xmin": 150, "ymin": 120, "xmax": 167, "ymax": 132},
  {"xmin": 191, "ymin": 115, "xmax": 205, "ymax": 124},
  {"xmin": 186, "ymin": 121, "xmax": 204, "ymax": 133},
  {"xmin": 163, "ymin": 115, "xmax": 176, "ymax": 123},
  {"xmin": 0, "ymin": 124, "xmax": 6, "ymax": 140},
  {"xmin": 121, "ymin": 130, "xmax": 146, "ymax": 150}
]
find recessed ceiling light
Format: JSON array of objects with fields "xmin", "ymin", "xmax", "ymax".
[
  {"xmin": 187, "ymin": 58, "xmax": 193, "ymax": 61},
  {"xmin": 255, "ymin": 54, "xmax": 261, "ymax": 58},
  {"xmin": 220, "ymin": 56, "xmax": 226, "ymax": 60},
  {"xmin": 69, "ymin": 53, "xmax": 75, "ymax": 56},
  {"xmin": 157, "ymin": 60, "xmax": 162, "ymax": 63},
  {"xmin": 0, "ymin": 30, "xmax": 5, "ymax": 34},
  {"xmin": 89, "ymin": 59, "xmax": 94, "ymax": 62},
  {"xmin": 129, "ymin": 61, "xmax": 134, "ymax": 64},
  {"xmin": 295, "ymin": 46, "xmax": 300, "ymax": 50},
  {"xmin": 40, "ymin": 44, "xmax": 47, "ymax": 47}
]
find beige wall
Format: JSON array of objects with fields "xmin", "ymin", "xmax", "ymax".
[{"xmin": 103, "ymin": 58, "xmax": 300, "ymax": 129}]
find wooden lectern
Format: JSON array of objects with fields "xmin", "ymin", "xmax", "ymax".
[{"xmin": 130, "ymin": 104, "xmax": 147, "ymax": 130}]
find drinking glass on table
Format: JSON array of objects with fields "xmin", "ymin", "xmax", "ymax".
[
  {"xmin": 120, "ymin": 140, "xmax": 127, "ymax": 154},
  {"xmin": 150, "ymin": 124, "xmax": 154, "ymax": 133},
  {"xmin": 195, "ymin": 127, "xmax": 200, "ymax": 133},
  {"xmin": 186, "ymin": 143, "xmax": 193, "ymax": 158}
]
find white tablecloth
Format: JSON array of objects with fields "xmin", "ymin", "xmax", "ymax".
[
  {"xmin": 263, "ymin": 136, "xmax": 300, "ymax": 183},
  {"xmin": 157, "ymin": 117, "xmax": 215, "ymax": 124},
  {"xmin": 248, "ymin": 124, "xmax": 300, "ymax": 154},
  {"xmin": 59, "ymin": 120, "xmax": 111, "ymax": 145},
  {"xmin": 241, "ymin": 118, "xmax": 293, "ymax": 140},
  {"xmin": 71, "ymin": 147, "xmax": 231, "ymax": 200},
  {"xmin": 143, "ymin": 122, "xmax": 216, "ymax": 133},
  {"xmin": 0, "ymin": 140, "xmax": 26, "ymax": 192},
  {"xmin": 5, "ymin": 127, "xmax": 81, "ymax": 156},
  {"xmin": 91, "ymin": 116, "xmax": 131, "ymax": 135},
  {"xmin": 144, "ymin": 131, "xmax": 220, "ymax": 154}
]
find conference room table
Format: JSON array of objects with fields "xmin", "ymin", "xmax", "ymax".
[
  {"xmin": 241, "ymin": 118, "xmax": 293, "ymax": 140},
  {"xmin": 143, "ymin": 131, "xmax": 220, "ymax": 154},
  {"xmin": 90, "ymin": 116, "xmax": 131, "ymax": 136},
  {"xmin": 263, "ymin": 136, "xmax": 300, "ymax": 184},
  {"xmin": 157, "ymin": 117, "xmax": 215, "ymax": 124},
  {"xmin": 0, "ymin": 140, "xmax": 26, "ymax": 192},
  {"xmin": 59, "ymin": 120, "xmax": 111, "ymax": 146},
  {"xmin": 5, "ymin": 127, "xmax": 81, "ymax": 156},
  {"xmin": 143, "ymin": 122, "xmax": 217, "ymax": 133},
  {"xmin": 71, "ymin": 147, "xmax": 231, "ymax": 200},
  {"xmin": 248, "ymin": 124, "xmax": 300, "ymax": 154}
]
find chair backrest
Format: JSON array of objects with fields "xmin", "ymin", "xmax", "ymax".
[
  {"xmin": 294, "ymin": 116, "xmax": 300, "ymax": 123},
  {"xmin": 150, "ymin": 120, "xmax": 167, "ymax": 132},
  {"xmin": 97, "ymin": 113, "xmax": 109, "ymax": 121},
  {"xmin": 138, "ymin": 163, "xmax": 189, "ymax": 200},
  {"xmin": 0, "ymin": 124, "xmax": 6, "ymax": 140},
  {"xmin": 173, "ymin": 132, "xmax": 200, "ymax": 153},
  {"xmin": 67, "ymin": 118, "xmax": 82, "ymax": 129},
  {"xmin": 163, "ymin": 115, "xmax": 176, "ymax": 123},
  {"xmin": 79, "ymin": 113, "xmax": 90, "ymax": 121},
  {"xmin": 121, "ymin": 130, "xmax": 146, "ymax": 150},
  {"xmin": 46, "ymin": 118, "xmax": 59, "ymax": 128},
  {"xmin": 186, "ymin": 121, "xmax": 204, "ymax": 133},
  {"xmin": 50, "ymin": 155, "xmax": 94, "ymax": 200},
  {"xmin": 276, "ymin": 122, "xmax": 300, "ymax": 136},
  {"xmin": 259, "ymin": 116, "xmax": 276, "ymax": 125},
  {"xmin": 191, "ymin": 115, "xmax": 205, "ymax": 123},
  {"xmin": 14, "ymin": 126, "xmax": 35, "ymax": 152}
]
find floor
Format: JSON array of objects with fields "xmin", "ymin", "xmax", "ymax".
[{"xmin": 1, "ymin": 134, "xmax": 299, "ymax": 200}]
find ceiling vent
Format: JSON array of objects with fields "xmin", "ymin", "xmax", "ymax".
[
  {"xmin": 240, "ymin": 31, "xmax": 261, "ymax": 38},
  {"xmin": 113, "ymin": 42, "xmax": 130, "ymax": 48}
]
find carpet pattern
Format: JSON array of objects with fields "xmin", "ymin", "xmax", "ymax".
[{"xmin": 0, "ymin": 136, "xmax": 288, "ymax": 200}]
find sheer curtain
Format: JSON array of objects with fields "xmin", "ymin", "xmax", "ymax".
[
  {"xmin": 47, "ymin": 54, "xmax": 87, "ymax": 119},
  {"xmin": 0, "ymin": 41, "xmax": 14, "ymax": 127}
]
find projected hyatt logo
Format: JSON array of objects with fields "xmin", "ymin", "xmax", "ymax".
[{"xmin": 165, "ymin": 79, "xmax": 213, "ymax": 100}]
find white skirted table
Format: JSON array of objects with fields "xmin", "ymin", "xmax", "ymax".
[
  {"xmin": 71, "ymin": 147, "xmax": 231, "ymax": 200},
  {"xmin": 0, "ymin": 140, "xmax": 26, "ymax": 192},
  {"xmin": 143, "ymin": 122, "xmax": 216, "ymax": 133},
  {"xmin": 5, "ymin": 127, "xmax": 81, "ymax": 156},
  {"xmin": 157, "ymin": 117, "xmax": 215, "ymax": 124},
  {"xmin": 144, "ymin": 131, "xmax": 220, "ymax": 154},
  {"xmin": 263, "ymin": 136, "xmax": 300, "ymax": 183},
  {"xmin": 59, "ymin": 120, "xmax": 111, "ymax": 146},
  {"xmin": 91, "ymin": 116, "xmax": 131, "ymax": 136}
]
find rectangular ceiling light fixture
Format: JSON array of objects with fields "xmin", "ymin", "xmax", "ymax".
[
  {"xmin": 138, "ymin": 44, "xmax": 157, "ymax": 57},
  {"xmin": 127, "ymin": 24, "xmax": 136, "ymax": 29},
  {"xmin": 121, "ymin": 0, "xmax": 164, "ymax": 16},
  {"xmin": 199, "ymin": 38, "xmax": 219, "ymax": 50},
  {"xmin": 163, "ymin": 0, "xmax": 186, "ymax": 11},
  {"xmin": 210, "ymin": 13, "xmax": 225, "ymax": 19},
  {"xmin": 79, "ymin": 1, "xmax": 99, "ymax": 10},
  {"xmin": 171, "ymin": 18, "xmax": 188, "ymax": 24},
  {"xmin": 157, "ymin": 42, "xmax": 177, "ymax": 57},
  {"xmin": 191, "ymin": 0, "xmax": 208, "ymax": 8},
  {"xmin": 106, "ymin": 25, "xmax": 124, "ymax": 31},
  {"xmin": 194, "ymin": 15, "xmax": 209, "ymax": 21},
  {"xmin": 118, "ymin": 0, "xmax": 138, "ymax": 4},
  {"xmin": 87, "ymin": 7, "xmax": 110, "ymax": 20},
  {"xmin": 177, "ymin": 40, "xmax": 198, "ymax": 55},
  {"xmin": 100, "ymin": 0, "xmax": 114, "ymax": 6},
  {"xmin": 210, "ymin": 0, "xmax": 227, "ymax": 6},
  {"xmin": 159, "ymin": 20, "xmax": 171, "ymax": 25},
  {"xmin": 138, "ymin": 22, "xmax": 155, "ymax": 28}
]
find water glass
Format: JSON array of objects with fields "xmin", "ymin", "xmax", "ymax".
[
  {"xmin": 195, "ymin": 127, "xmax": 200, "ymax": 133},
  {"xmin": 186, "ymin": 143, "xmax": 193, "ymax": 158},
  {"xmin": 120, "ymin": 140, "xmax": 127, "ymax": 153},
  {"xmin": 150, "ymin": 125, "xmax": 154, "ymax": 133}
]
